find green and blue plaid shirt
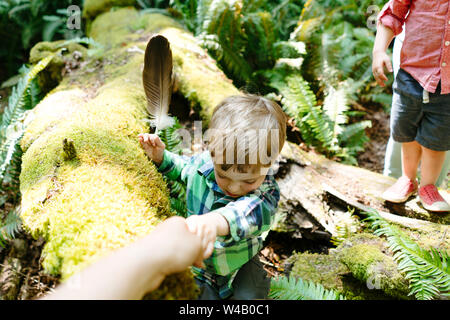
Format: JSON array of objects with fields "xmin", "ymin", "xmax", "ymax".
[{"xmin": 157, "ymin": 149, "xmax": 280, "ymax": 299}]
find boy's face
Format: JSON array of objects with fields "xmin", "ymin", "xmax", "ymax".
[{"xmin": 213, "ymin": 164, "xmax": 269, "ymax": 198}]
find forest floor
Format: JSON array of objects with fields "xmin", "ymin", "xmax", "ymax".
[{"xmin": 0, "ymin": 100, "xmax": 391, "ymax": 299}]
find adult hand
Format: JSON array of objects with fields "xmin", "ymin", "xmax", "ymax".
[
  {"xmin": 151, "ymin": 216, "xmax": 204, "ymax": 275},
  {"xmin": 185, "ymin": 215, "xmax": 218, "ymax": 268}
]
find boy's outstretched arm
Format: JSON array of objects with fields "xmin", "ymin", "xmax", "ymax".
[
  {"xmin": 41, "ymin": 217, "xmax": 203, "ymax": 300},
  {"xmin": 185, "ymin": 212, "xmax": 230, "ymax": 267}
]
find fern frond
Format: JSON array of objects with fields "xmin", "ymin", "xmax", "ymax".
[
  {"xmin": 0, "ymin": 208, "xmax": 22, "ymax": 248},
  {"xmin": 0, "ymin": 53, "xmax": 56, "ymax": 182},
  {"xmin": 269, "ymin": 275, "xmax": 345, "ymax": 300},
  {"xmin": 322, "ymin": 85, "xmax": 349, "ymax": 149},
  {"xmin": 363, "ymin": 210, "xmax": 450, "ymax": 300},
  {"xmin": 243, "ymin": 11, "xmax": 276, "ymax": 69},
  {"xmin": 339, "ymin": 120, "xmax": 371, "ymax": 148}
]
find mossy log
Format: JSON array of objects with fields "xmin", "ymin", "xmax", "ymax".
[
  {"xmin": 19, "ymin": 7, "xmax": 239, "ymax": 299},
  {"xmin": 286, "ymin": 233, "xmax": 411, "ymax": 300}
]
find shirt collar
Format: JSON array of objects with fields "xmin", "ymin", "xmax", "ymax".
[
  {"xmin": 197, "ymin": 153, "xmax": 224, "ymax": 193},
  {"xmin": 197, "ymin": 152, "xmax": 215, "ymax": 179}
]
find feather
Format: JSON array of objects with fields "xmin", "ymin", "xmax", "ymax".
[{"xmin": 143, "ymin": 35, "xmax": 174, "ymax": 133}]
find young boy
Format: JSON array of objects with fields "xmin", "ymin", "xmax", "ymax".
[
  {"xmin": 373, "ymin": 0, "xmax": 450, "ymax": 212},
  {"xmin": 138, "ymin": 94, "xmax": 287, "ymax": 299}
]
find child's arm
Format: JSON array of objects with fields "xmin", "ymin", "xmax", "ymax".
[
  {"xmin": 186, "ymin": 178, "xmax": 280, "ymax": 262},
  {"xmin": 185, "ymin": 212, "xmax": 229, "ymax": 267},
  {"xmin": 373, "ymin": 23, "xmax": 394, "ymax": 87},
  {"xmin": 373, "ymin": 0, "xmax": 411, "ymax": 87},
  {"xmin": 138, "ymin": 133, "xmax": 194, "ymax": 184}
]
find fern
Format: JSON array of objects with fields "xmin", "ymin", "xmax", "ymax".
[
  {"xmin": 158, "ymin": 117, "xmax": 188, "ymax": 217},
  {"xmin": 201, "ymin": 0, "xmax": 252, "ymax": 84},
  {"xmin": 269, "ymin": 275, "xmax": 345, "ymax": 300},
  {"xmin": 363, "ymin": 209, "xmax": 450, "ymax": 300},
  {"xmin": 291, "ymin": 2, "xmax": 377, "ymax": 163},
  {"xmin": 0, "ymin": 52, "xmax": 56, "ymax": 183},
  {"xmin": 322, "ymin": 85, "xmax": 349, "ymax": 151},
  {"xmin": 0, "ymin": 208, "xmax": 22, "ymax": 248}
]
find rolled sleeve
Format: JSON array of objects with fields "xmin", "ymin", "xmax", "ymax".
[
  {"xmin": 214, "ymin": 181, "xmax": 280, "ymax": 242},
  {"xmin": 378, "ymin": 0, "xmax": 410, "ymax": 36}
]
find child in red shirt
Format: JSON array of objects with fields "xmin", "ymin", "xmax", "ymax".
[{"xmin": 373, "ymin": 0, "xmax": 450, "ymax": 212}]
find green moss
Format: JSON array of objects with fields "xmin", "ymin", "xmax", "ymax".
[
  {"xmin": 144, "ymin": 270, "xmax": 200, "ymax": 300},
  {"xmin": 289, "ymin": 252, "xmax": 348, "ymax": 289},
  {"xmin": 82, "ymin": 0, "xmax": 136, "ymax": 21},
  {"xmin": 29, "ymin": 41, "xmax": 88, "ymax": 91},
  {"xmin": 38, "ymin": 162, "xmax": 169, "ymax": 278},
  {"xmin": 337, "ymin": 234, "xmax": 410, "ymax": 299},
  {"xmin": 287, "ymin": 233, "xmax": 411, "ymax": 299},
  {"xmin": 288, "ymin": 251, "xmax": 402, "ymax": 300},
  {"xmin": 21, "ymin": 89, "xmax": 88, "ymax": 151}
]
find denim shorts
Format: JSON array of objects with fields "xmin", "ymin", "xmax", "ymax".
[{"xmin": 391, "ymin": 69, "xmax": 450, "ymax": 151}]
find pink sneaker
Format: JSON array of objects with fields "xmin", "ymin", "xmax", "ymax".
[
  {"xmin": 418, "ymin": 184, "xmax": 450, "ymax": 212},
  {"xmin": 382, "ymin": 176, "xmax": 418, "ymax": 203}
]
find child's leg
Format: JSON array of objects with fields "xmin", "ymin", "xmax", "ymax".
[
  {"xmin": 420, "ymin": 146, "xmax": 446, "ymax": 187},
  {"xmin": 401, "ymin": 141, "xmax": 422, "ymax": 181},
  {"xmin": 436, "ymin": 152, "xmax": 450, "ymax": 188},
  {"xmin": 231, "ymin": 255, "xmax": 270, "ymax": 300},
  {"xmin": 194, "ymin": 279, "xmax": 222, "ymax": 300}
]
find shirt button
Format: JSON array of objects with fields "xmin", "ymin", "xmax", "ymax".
[
  {"xmin": 446, "ymin": 41, "xmax": 450, "ymax": 46},
  {"xmin": 443, "ymin": 62, "xmax": 447, "ymax": 67}
]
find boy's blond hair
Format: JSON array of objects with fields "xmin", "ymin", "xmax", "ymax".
[{"xmin": 206, "ymin": 94, "xmax": 286, "ymax": 172}]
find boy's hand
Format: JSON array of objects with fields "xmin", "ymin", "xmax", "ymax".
[
  {"xmin": 138, "ymin": 133, "xmax": 165, "ymax": 165},
  {"xmin": 185, "ymin": 213, "xmax": 230, "ymax": 268},
  {"xmin": 372, "ymin": 50, "xmax": 393, "ymax": 87}
]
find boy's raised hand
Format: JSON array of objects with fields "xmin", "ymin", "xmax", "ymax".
[{"xmin": 138, "ymin": 133, "xmax": 165, "ymax": 165}]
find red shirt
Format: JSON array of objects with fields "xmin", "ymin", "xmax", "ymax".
[{"xmin": 379, "ymin": 0, "xmax": 450, "ymax": 94}]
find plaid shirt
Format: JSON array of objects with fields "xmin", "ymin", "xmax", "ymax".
[{"xmin": 157, "ymin": 149, "xmax": 280, "ymax": 299}]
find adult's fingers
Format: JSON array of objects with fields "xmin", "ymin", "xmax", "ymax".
[
  {"xmin": 185, "ymin": 218, "xmax": 198, "ymax": 234},
  {"xmin": 203, "ymin": 242, "xmax": 214, "ymax": 260}
]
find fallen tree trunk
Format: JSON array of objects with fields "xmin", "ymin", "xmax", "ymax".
[{"xmin": 19, "ymin": 5, "xmax": 239, "ymax": 299}]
